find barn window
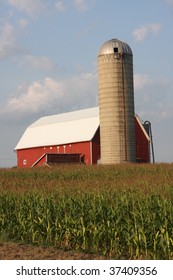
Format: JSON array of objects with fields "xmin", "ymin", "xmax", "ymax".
[{"xmin": 23, "ymin": 159, "xmax": 27, "ymax": 165}]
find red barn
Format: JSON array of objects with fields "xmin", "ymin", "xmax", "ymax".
[
  {"xmin": 135, "ymin": 115, "xmax": 151, "ymax": 163},
  {"xmin": 15, "ymin": 107, "xmax": 151, "ymax": 167}
]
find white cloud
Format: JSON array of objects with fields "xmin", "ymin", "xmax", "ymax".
[
  {"xmin": 7, "ymin": 0, "xmax": 96, "ymax": 15},
  {"xmin": 134, "ymin": 77, "xmax": 173, "ymax": 124},
  {"xmin": 134, "ymin": 74, "xmax": 152, "ymax": 90},
  {"xmin": 2, "ymin": 72, "xmax": 97, "ymax": 118},
  {"xmin": 62, "ymin": 72, "xmax": 97, "ymax": 110},
  {"xmin": 133, "ymin": 23, "xmax": 161, "ymax": 42},
  {"xmin": 0, "ymin": 19, "xmax": 29, "ymax": 60},
  {"xmin": 5, "ymin": 78, "xmax": 63, "ymax": 114},
  {"xmin": 73, "ymin": 0, "xmax": 87, "ymax": 11},
  {"xmin": 7, "ymin": 0, "xmax": 48, "ymax": 16},
  {"xmin": 73, "ymin": 0, "xmax": 96, "ymax": 11},
  {"xmin": 0, "ymin": 22, "xmax": 18, "ymax": 59},
  {"xmin": 55, "ymin": 0, "xmax": 65, "ymax": 12},
  {"xmin": 5, "ymin": 72, "xmax": 173, "ymax": 125},
  {"xmin": 21, "ymin": 55, "xmax": 54, "ymax": 71},
  {"xmin": 18, "ymin": 18, "xmax": 28, "ymax": 28}
]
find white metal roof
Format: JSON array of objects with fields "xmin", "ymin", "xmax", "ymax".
[
  {"xmin": 15, "ymin": 107, "xmax": 100, "ymax": 150},
  {"xmin": 98, "ymin": 38, "xmax": 132, "ymax": 56},
  {"xmin": 15, "ymin": 107, "xmax": 150, "ymax": 151}
]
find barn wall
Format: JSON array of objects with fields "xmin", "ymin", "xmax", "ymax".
[
  {"xmin": 17, "ymin": 141, "xmax": 92, "ymax": 167},
  {"xmin": 92, "ymin": 127, "xmax": 100, "ymax": 164},
  {"xmin": 135, "ymin": 118, "xmax": 150, "ymax": 163},
  {"xmin": 17, "ymin": 120, "xmax": 150, "ymax": 167},
  {"xmin": 17, "ymin": 147, "xmax": 46, "ymax": 167}
]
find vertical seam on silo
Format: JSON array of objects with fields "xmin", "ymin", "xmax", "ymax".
[{"xmin": 121, "ymin": 55, "xmax": 127, "ymax": 161}]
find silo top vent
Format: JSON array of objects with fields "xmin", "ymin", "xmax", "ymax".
[{"xmin": 98, "ymin": 38, "xmax": 132, "ymax": 56}]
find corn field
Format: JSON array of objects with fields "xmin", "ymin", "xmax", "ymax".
[{"xmin": 0, "ymin": 164, "xmax": 173, "ymax": 259}]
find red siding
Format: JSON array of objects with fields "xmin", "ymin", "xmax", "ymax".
[
  {"xmin": 92, "ymin": 127, "xmax": 100, "ymax": 164},
  {"xmin": 17, "ymin": 141, "xmax": 91, "ymax": 167},
  {"xmin": 135, "ymin": 118, "xmax": 150, "ymax": 163},
  {"xmin": 17, "ymin": 122, "xmax": 150, "ymax": 167}
]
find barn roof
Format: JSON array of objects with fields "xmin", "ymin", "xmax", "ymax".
[{"xmin": 15, "ymin": 107, "xmax": 99, "ymax": 150}]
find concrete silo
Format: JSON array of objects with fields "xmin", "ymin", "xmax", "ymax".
[{"xmin": 98, "ymin": 38, "xmax": 136, "ymax": 164}]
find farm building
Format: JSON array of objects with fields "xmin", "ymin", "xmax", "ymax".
[
  {"xmin": 14, "ymin": 106, "xmax": 151, "ymax": 167},
  {"xmin": 15, "ymin": 38, "xmax": 154, "ymax": 167}
]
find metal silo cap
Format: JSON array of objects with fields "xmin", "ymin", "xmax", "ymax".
[{"xmin": 98, "ymin": 38, "xmax": 132, "ymax": 56}]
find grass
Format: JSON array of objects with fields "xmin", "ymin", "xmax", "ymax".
[{"xmin": 0, "ymin": 163, "xmax": 173, "ymax": 259}]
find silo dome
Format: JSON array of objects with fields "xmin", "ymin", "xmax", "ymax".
[{"xmin": 98, "ymin": 38, "xmax": 132, "ymax": 56}]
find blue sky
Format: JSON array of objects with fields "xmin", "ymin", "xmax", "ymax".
[{"xmin": 0, "ymin": 0, "xmax": 173, "ymax": 167}]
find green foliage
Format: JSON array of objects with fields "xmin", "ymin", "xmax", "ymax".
[{"xmin": 0, "ymin": 164, "xmax": 173, "ymax": 259}]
